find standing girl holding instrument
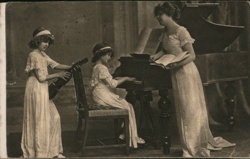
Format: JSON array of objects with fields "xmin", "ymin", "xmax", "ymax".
[{"xmin": 21, "ymin": 27, "xmax": 72, "ymax": 158}]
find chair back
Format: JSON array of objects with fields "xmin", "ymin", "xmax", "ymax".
[{"xmin": 72, "ymin": 67, "xmax": 89, "ymax": 117}]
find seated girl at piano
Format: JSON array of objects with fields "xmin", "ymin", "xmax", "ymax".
[
  {"xmin": 22, "ymin": 27, "xmax": 73, "ymax": 158},
  {"xmin": 90, "ymin": 43, "xmax": 145, "ymax": 148},
  {"xmin": 150, "ymin": 2, "xmax": 235, "ymax": 157}
]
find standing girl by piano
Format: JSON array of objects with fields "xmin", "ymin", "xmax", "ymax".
[
  {"xmin": 90, "ymin": 43, "xmax": 145, "ymax": 148},
  {"xmin": 21, "ymin": 27, "xmax": 72, "ymax": 158},
  {"xmin": 150, "ymin": 2, "xmax": 235, "ymax": 157}
]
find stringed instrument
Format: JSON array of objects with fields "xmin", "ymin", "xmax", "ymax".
[{"xmin": 49, "ymin": 58, "xmax": 88, "ymax": 100}]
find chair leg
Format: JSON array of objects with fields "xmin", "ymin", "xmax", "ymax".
[
  {"xmin": 124, "ymin": 116, "xmax": 130, "ymax": 156},
  {"xmin": 81, "ymin": 118, "xmax": 89, "ymax": 156},
  {"xmin": 75, "ymin": 116, "xmax": 83, "ymax": 152}
]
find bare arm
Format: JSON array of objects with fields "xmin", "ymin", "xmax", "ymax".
[
  {"xmin": 33, "ymin": 69, "xmax": 71, "ymax": 83},
  {"xmin": 102, "ymin": 76, "xmax": 135, "ymax": 88},
  {"xmin": 54, "ymin": 64, "xmax": 72, "ymax": 70},
  {"xmin": 115, "ymin": 77, "xmax": 135, "ymax": 86},
  {"xmin": 172, "ymin": 43, "xmax": 195, "ymax": 68}
]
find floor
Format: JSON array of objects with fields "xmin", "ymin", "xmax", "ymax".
[
  {"xmin": 7, "ymin": 121, "xmax": 250, "ymax": 158},
  {"xmin": 6, "ymin": 85, "xmax": 250, "ymax": 158}
]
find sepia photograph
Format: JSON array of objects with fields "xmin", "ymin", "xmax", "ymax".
[{"xmin": 0, "ymin": 1, "xmax": 250, "ymax": 158}]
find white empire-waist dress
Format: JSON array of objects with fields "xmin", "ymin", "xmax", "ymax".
[
  {"xmin": 160, "ymin": 26, "xmax": 235, "ymax": 157},
  {"xmin": 21, "ymin": 51, "xmax": 63, "ymax": 158},
  {"xmin": 90, "ymin": 63, "xmax": 141, "ymax": 148}
]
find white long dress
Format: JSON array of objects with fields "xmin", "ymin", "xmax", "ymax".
[
  {"xmin": 90, "ymin": 63, "xmax": 140, "ymax": 148},
  {"xmin": 21, "ymin": 51, "xmax": 63, "ymax": 158},
  {"xmin": 160, "ymin": 26, "xmax": 235, "ymax": 157}
]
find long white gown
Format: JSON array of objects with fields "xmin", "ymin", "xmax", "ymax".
[
  {"xmin": 160, "ymin": 26, "xmax": 235, "ymax": 157},
  {"xmin": 90, "ymin": 63, "xmax": 140, "ymax": 148},
  {"xmin": 21, "ymin": 51, "xmax": 63, "ymax": 158}
]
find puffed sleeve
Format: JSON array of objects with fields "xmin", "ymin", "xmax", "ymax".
[
  {"xmin": 25, "ymin": 52, "xmax": 47, "ymax": 82},
  {"xmin": 178, "ymin": 28, "xmax": 195, "ymax": 47},
  {"xmin": 45, "ymin": 55, "xmax": 60, "ymax": 69},
  {"xmin": 98, "ymin": 65, "xmax": 118, "ymax": 88},
  {"xmin": 25, "ymin": 52, "xmax": 42, "ymax": 72}
]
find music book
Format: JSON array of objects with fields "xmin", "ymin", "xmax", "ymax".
[{"xmin": 150, "ymin": 51, "xmax": 190, "ymax": 67}]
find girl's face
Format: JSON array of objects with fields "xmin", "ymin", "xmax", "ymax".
[
  {"xmin": 155, "ymin": 12, "xmax": 171, "ymax": 26},
  {"xmin": 38, "ymin": 41, "xmax": 49, "ymax": 52},
  {"xmin": 100, "ymin": 52, "xmax": 112, "ymax": 64},
  {"xmin": 37, "ymin": 37, "xmax": 52, "ymax": 52}
]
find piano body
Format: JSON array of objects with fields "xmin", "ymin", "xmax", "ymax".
[{"xmin": 113, "ymin": 3, "xmax": 248, "ymax": 154}]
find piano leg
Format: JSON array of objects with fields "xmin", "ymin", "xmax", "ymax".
[
  {"xmin": 158, "ymin": 89, "xmax": 171, "ymax": 155},
  {"xmin": 224, "ymin": 81, "xmax": 236, "ymax": 131}
]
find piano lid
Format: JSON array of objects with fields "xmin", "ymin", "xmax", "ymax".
[{"xmin": 178, "ymin": 3, "xmax": 244, "ymax": 54}]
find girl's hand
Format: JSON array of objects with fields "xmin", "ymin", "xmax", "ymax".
[
  {"xmin": 126, "ymin": 77, "xmax": 136, "ymax": 82},
  {"xmin": 150, "ymin": 54, "xmax": 158, "ymax": 61},
  {"xmin": 57, "ymin": 71, "xmax": 71, "ymax": 81},
  {"xmin": 150, "ymin": 51, "xmax": 165, "ymax": 61},
  {"xmin": 165, "ymin": 63, "xmax": 177, "ymax": 70}
]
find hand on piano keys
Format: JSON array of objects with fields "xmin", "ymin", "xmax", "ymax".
[
  {"xmin": 126, "ymin": 77, "xmax": 136, "ymax": 82},
  {"xmin": 130, "ymin": 80, "xmax": 143, "ymax": 85},
  {"xmin": 115, "ymin": 77, "xmax": 142, "ymax": 85},
  {"xmin": 125, "ymin": 77, "xmax": 142, "ymax": 85},
  {"xmin": 123, "ymin": 80, "xmax": 142, "ymax": 85},
  {"xmin": 115, "ymin": 77, "xmax": 135, "ymax": 81}
]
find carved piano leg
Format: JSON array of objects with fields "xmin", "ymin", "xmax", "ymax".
[
  {"xmin": 224, "ymin": 81, "xmax": 236, "ymax": 131},
  {"xmin": 158, "ymin": 89, "xmax": 171, "ymax": 155}
]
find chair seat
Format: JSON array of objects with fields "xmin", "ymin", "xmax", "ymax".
[
  {"xmin": 78, "ymin": 104, "xmax": 129, "ymax": 117},
  {"xmin": 89, "ymin": 109, "xmax": 128, "ymax": 117}
]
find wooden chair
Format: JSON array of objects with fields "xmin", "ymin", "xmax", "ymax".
[{"xmin": 72, "ymin": 67, "xmax": 130, "ymax": 156}]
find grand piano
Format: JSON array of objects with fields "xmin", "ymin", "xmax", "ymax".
[{"xmin": 112, "ymin": 3, "xmax": 248, "ymax": 154}]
